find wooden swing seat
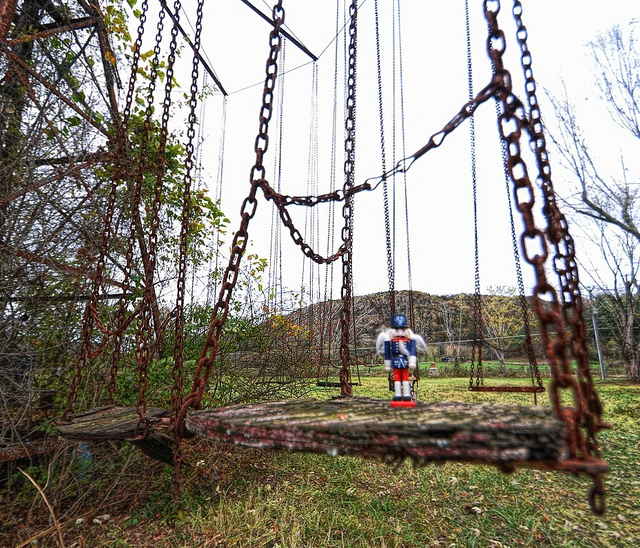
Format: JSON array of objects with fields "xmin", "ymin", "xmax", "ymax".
[
  {"xmin": 56, "ymin": 406, "xmax": 169, "ymax": 440},
  {"xmin": 469, "ymin": 385, "xmax": 545, "ymax": 393},
  {"xmin": 55, "ymin": 399, "xmax": 608, "ymax": 475},
  {"xmin": 316, "ymin": 381, "xmax": 361, "ymax": 388},
  {"xmin": 56, "ymin": 405, "xmax": 175, "ymax": 464},
  {"xmin": 185, "ymin": 396, "xmax": 592, "ymax": 472}
]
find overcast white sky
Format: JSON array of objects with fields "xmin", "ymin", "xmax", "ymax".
[{"xmin": 161, "ymin": 0, "xmax": 639, "ymax": 302}]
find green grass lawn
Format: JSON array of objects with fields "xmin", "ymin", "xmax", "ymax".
[{"xmin": 9, "ymin": 376, "xmax": 640, "ymax": 547}]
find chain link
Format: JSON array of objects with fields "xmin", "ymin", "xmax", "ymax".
[
  {"xmin": 337, "ymin": 0, "xmax": 359, "ymax": 397},
  {"xmin": 170, "ymin": 0, "xmax": 205, "ymax": 489},
  {"xmin": 178, "ymin": 1, "xmax": 285, "ymax": 426},
  {"xmin": 466, "ymin": 0, "xmax": 484, "ymax": 390},
  {"xmin": 485, "ymin": 0, "xmax": 605, "ymax": 513},
  {"xmin": 373, "ymin": 0, "xmax": 395, "ymax": 314},
  {"xmin": 131, "ymin": 0, "xmax": 183, "ymax": 436},
  {"xmin": 66, "ymin": 0, "xmax": 153, "ymax": 415},
  {"xmin": 105, "ymin": 0, "xmax": 152, "ymax": 404}
]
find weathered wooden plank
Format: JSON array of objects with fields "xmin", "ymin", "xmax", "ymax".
[
  {"xmin": 54, "ymin": 399, "xmax": 570, "ymax": 470},
  {"xmin": 185, "ymin": 397, "xmax": 568, "ymax": 468},
  {"xmin": 56, "ymin": 406, "xmax": 170, "ymax": 441},
  {"xmin": 56, "ymin": 406, "xmax": 175, "ymax": 465},
  {"xmin": 0, "ymin": 438, "xmax": 65, "ymax": 463}
]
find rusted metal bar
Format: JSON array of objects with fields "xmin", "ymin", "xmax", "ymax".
[
  {"xmin": 0, "ymin": 0, "xmax": 19, "ymax": 44},
  {"xmin": 158, "ymin": 0, "xmax": 227, "ymax": 95},
  {"xmin": 239, "ymin": 0, "xmax": 317, "ymax": 61},
  {"xmin": 4, "ymin": 16, "xmax": 99, "ymax": 45}
]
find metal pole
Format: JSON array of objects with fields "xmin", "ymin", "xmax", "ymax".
[{"xmin": 592, "ymin": 307, "xmax": 606, "ymax": 381}]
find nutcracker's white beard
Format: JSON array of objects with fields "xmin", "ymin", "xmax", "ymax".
[{"xmin": 375, "ymin": 328, "xmax": 428, "ymax": 355}]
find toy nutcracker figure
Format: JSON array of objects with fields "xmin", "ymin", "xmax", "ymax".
[{"xmin": 376, "ymin": 314, "xmax": 427, "ymax": 407}]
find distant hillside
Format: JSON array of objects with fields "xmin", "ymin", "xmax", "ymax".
[{"xmin": 289, "ymin": 289, "xmax": 532, "ymax": 361}]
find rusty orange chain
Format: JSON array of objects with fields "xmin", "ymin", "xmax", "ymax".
[
  {"xmin": 511, "ymin": 0, "xmax": 605, "ymax": 513},
  {"xmin": 66, "ymin": 0, "xmax": 151, "ymax": 415},
  {"xmin": 178, "ymin": 1, "xmax": 286, "ymax": 427},
  {"xmin": 104, "ymin": 0, "xmax": 153, "ymax": 404},
  {"xmin": 170, "ymin": 0, "xmax": 205, "ymax": 488},
  {"xmin": 257, "ymin": 76, "xmax": 501, "ymax": 267},
  {"xmin": 485, "ymin": 0, "xmax": 605, "ymax": 513},
  {"xmin": 337, "ymin": 0, "xmax": 359, "ymax": 397},
  {"xmin": 131, "ymin": 0, "xmax": 185, "ymax": 438}
]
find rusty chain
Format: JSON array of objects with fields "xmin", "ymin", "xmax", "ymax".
[
  {"xmin": 512, "ymin": 0, "xmax": 593, "ymax": 399},
  {"xmin": 257, "ymin": 76, "xmax": 500, "ymax": 268},
  {"xmin": 506, "ymin": 2, "xmax": 544, "ymax": 396},
  {"xmin": 121, "ymin": 0, "xmax": 149, "ymax": 129},
  {"xmin": 466, "ymin": 0, "xmax": 484, "ymax": 391},
  {"xmin": 170, "ymin": 0, "xmax": 205, "ymax": 486},
  {"xmin": 177, "ymin": 1, "xmax": 286, "ymax": 428},
  {"xmin": 104, "ymin": 0, "xmax": 152, "ymax": 404},
  {"xmin": 373, "ymin": 0, "xmax": 395, "ymax": 315},
  {"xmin": 66, "ymin": 0, "xmax": 152, "ymax": 414},
  {"xmin": 485, "ymin": 0, "xmax": 605, "ymax": 513},
  {"xmin": 130, "ymin": 0, "xmax": 180, "ymax": 438},
  {"xmin": 224, "ymin": 77, "xmax": 500, "ymax": 274},
  {"xmin": 511, "ymin": 0, "xmax": 605, "ymax": 512},
  {"xmin": 338, "ymin": 0, "xmax": 358, "ymax": 397}
]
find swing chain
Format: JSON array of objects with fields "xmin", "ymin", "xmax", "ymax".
[
  {"xmin": 106, "ymin": 0, "xmax": 153, "ymax": 405},
  {"xmin": 170, "ymin": 0, "xmax": 205, "ymax": 490},
  {"xmin": 121, "ymin": 0, "xmax": 149, "ymax": 129},
  {"xmin": 133, "ymin": 0, "xmax": 182, "ymax": 435},
  {"xmin": 509, "ymin": 1, "xmax": 545, "ymax": 393},
  {"xmin": 168, "ymin": 0, "xmax": 197, "ymax": 421},
  {"xmin": 172, "ymin": 0, "xmax": 206, "ymax": 409},
  {"xmin": 374, "ymin": 0, "xmax": 395, "ymax": 313},
  {"xmin": 133, "ymin": 4, "xmax": 167, "ymax": 435},
  {"xmin": 512, "ymin": 0, "xmax": 605, "ymax": 482},
  {"xmin": 485, "ymin": 0, "xmax": 605, "ymax": 513},
  {"xmin": 178, "ymin": 1, "xmax": 285, "ymax": 424},
  {"xmin": 511, "ymin": 0, "xmax": 602, "ymax": 414},
  {"xmin": 66, "ymin": 0, "xmax": 153, "ymax": 416},
  {"xmin": 338, "ymin": 0, "xmax": 359, "ymax": 397}
]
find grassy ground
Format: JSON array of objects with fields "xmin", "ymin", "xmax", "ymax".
[{"xmin": 5, "ymin": 376, "xmax": 639, "ymax": 547}]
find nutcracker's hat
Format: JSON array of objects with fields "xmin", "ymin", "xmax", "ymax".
[{"xmin": 390, "ymin": 314, "xmax": 408, "ymax": 328}]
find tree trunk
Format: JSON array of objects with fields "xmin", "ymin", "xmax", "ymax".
[
  {"xmin": 496, "ymin": 350, "xmax": 507, "ymax": 376},
  {"xmin": 621, "ymin": 283, "xmax": 640, "ymax": 382}
]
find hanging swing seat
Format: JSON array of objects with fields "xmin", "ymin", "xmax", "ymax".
[
  {"xmin": 56, "ymin": 406, "xmax": 170, "ymax": 440},
  {"xmin": 184, "ymin": 396, "xmax": 600, "ymax": 472},
  {"xmin": 55, "ymin": 399, "xmax": 608, "ymax": 475},
  {"xmin": 469, "ymin": 385, "xmax": 545, "ymax": 393},
  {"xmin": 316, "ymin": 381, "xmax": 361, "ymax": 388},
  {"xmin": 56, "ymin": 405, "xmax": 175, "ymax": 464}
]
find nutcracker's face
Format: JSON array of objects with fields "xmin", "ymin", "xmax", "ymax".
[{"xmin": 391, "ymin": 327, "xmax": 409, "ymax": 338}]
